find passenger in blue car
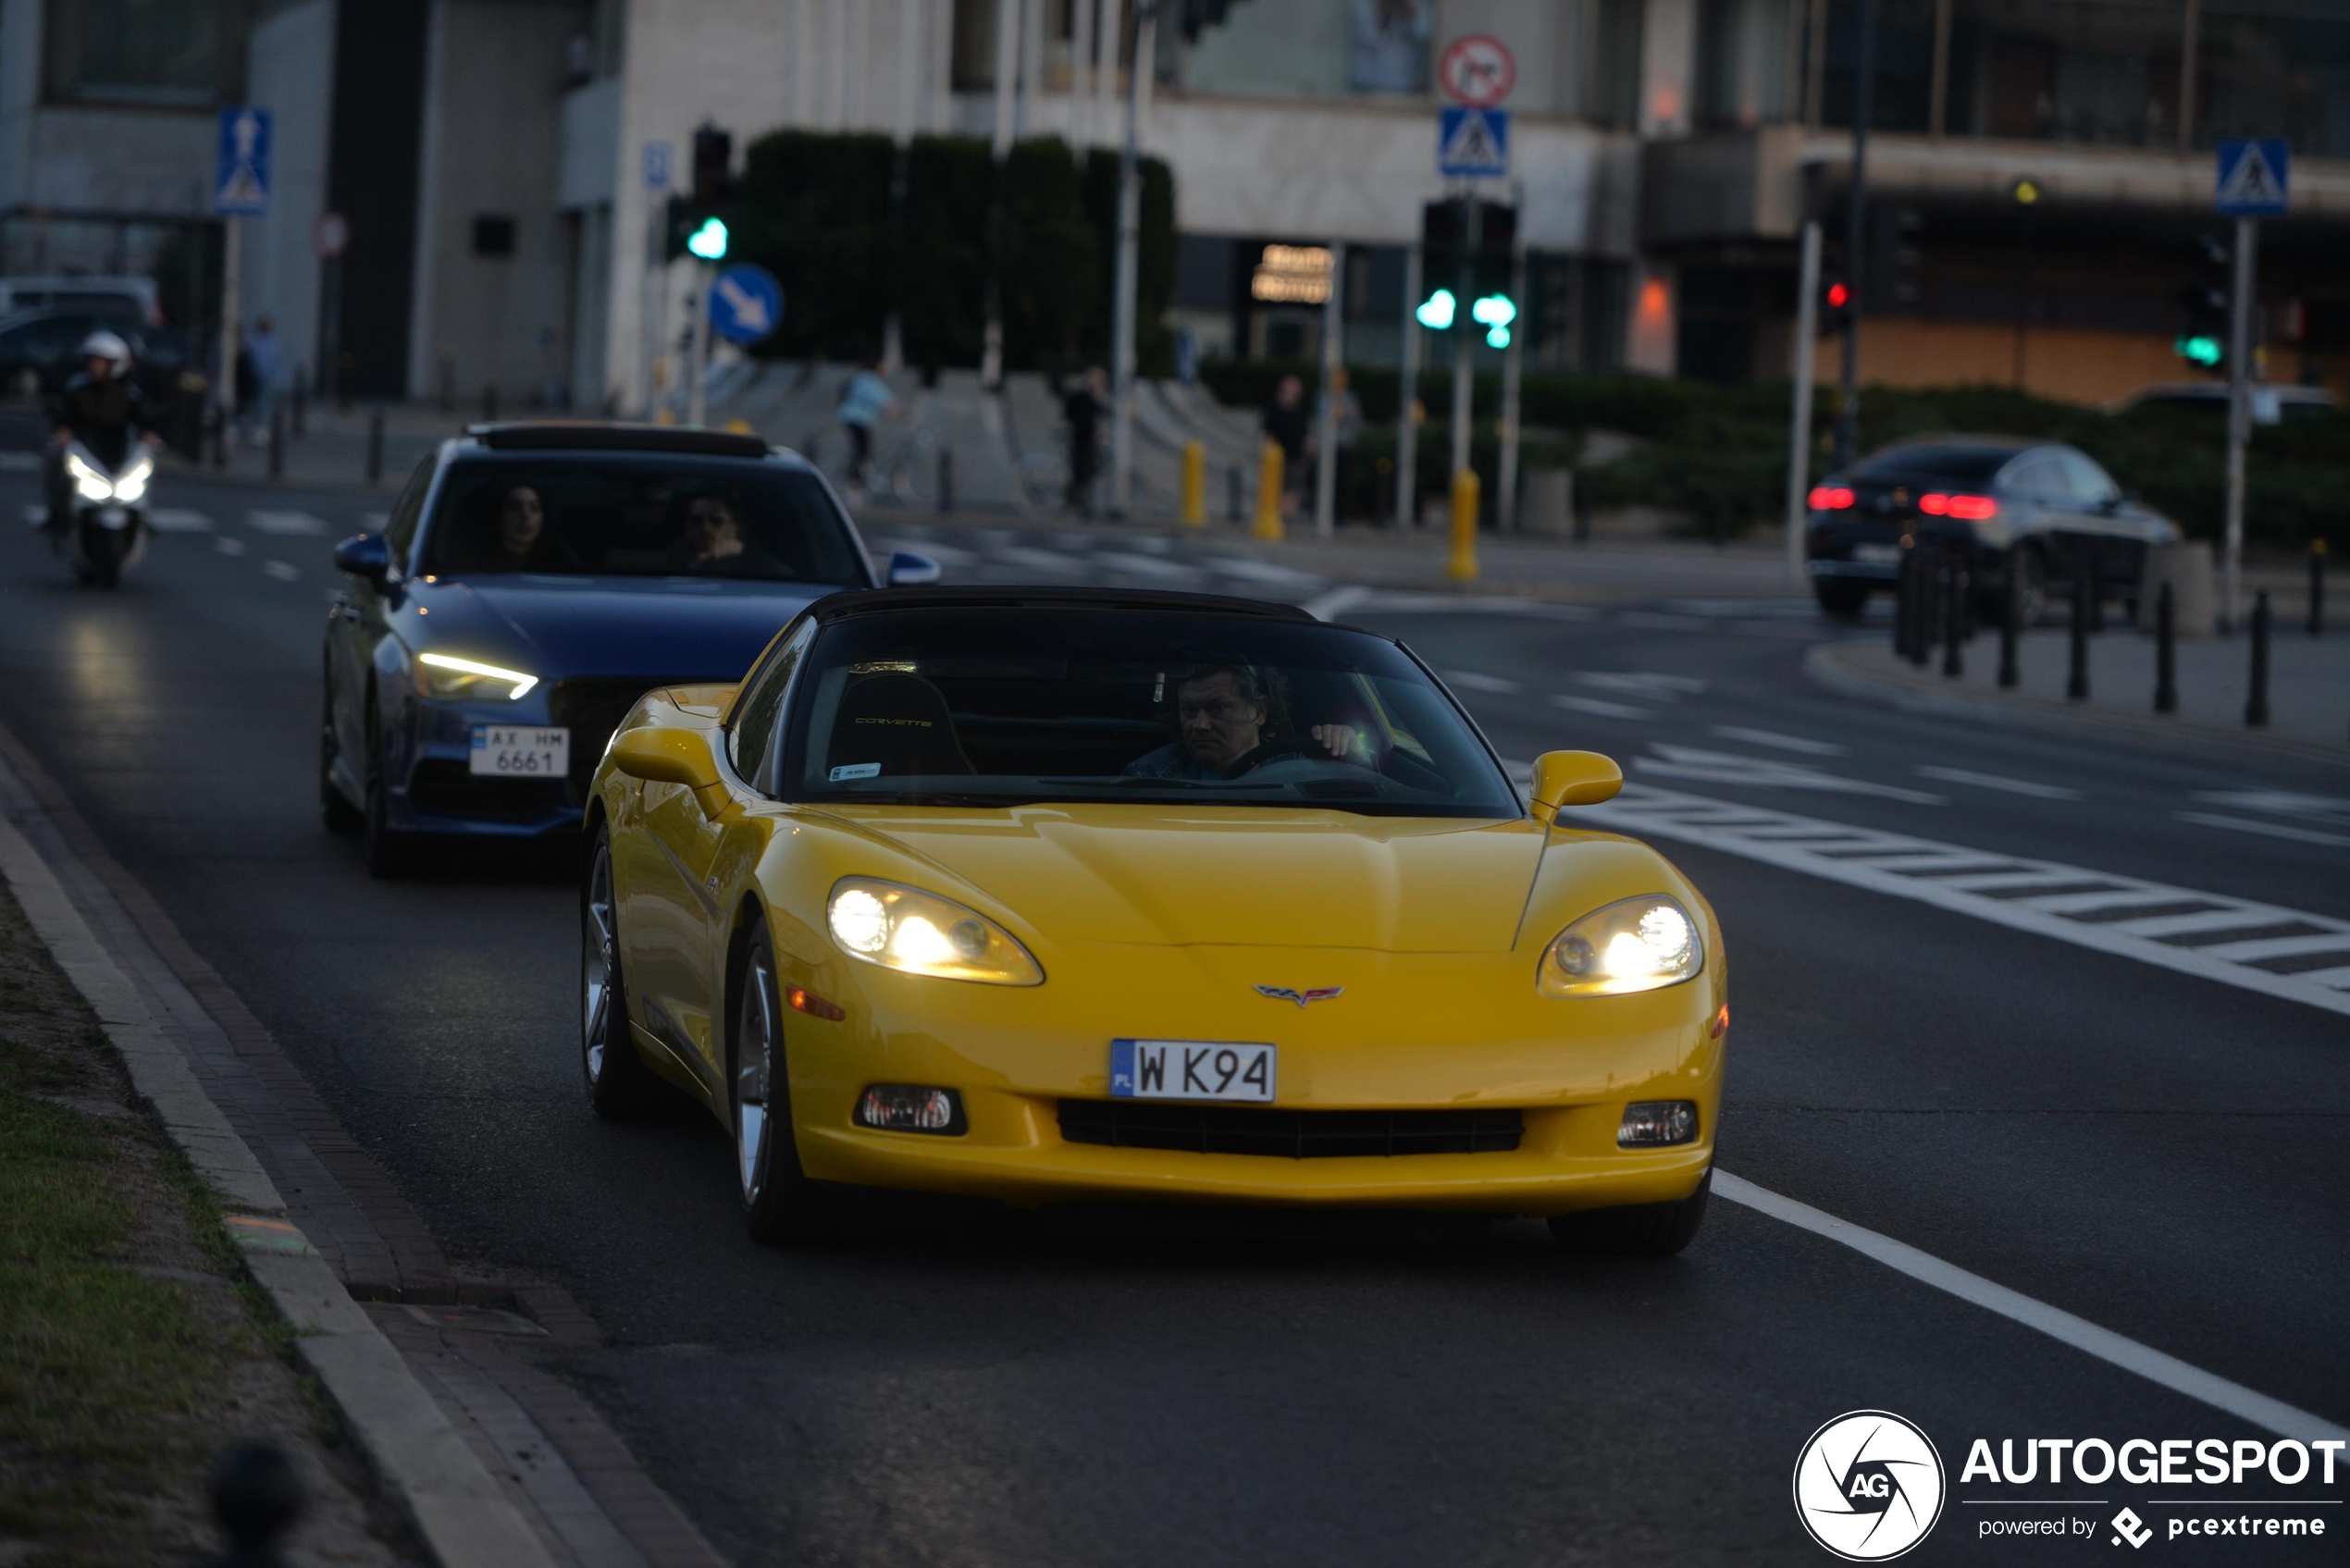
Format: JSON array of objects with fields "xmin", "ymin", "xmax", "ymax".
[
  {"xmin": 1125, "ymin": 665, "xmax": 1359, "ymax": 780},
  {"xmin": 460, "ymin": 484, "xmax": 575, "ymax": 574}
]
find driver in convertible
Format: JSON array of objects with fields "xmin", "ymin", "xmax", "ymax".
[{"xmin": 1125, "ymin": 665, "xmax": 1359, "ymax": 781}]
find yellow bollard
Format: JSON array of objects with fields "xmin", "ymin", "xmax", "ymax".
[
  {"xmin": 1253, "ymin": 439, "xmax": 1286, "ymax": 541},
  {"xmin": 1447, "ymin": 467, "xmax": 1479, "ymax": 583},
  {"xmin": 724, "ymin": 417, "xmax": 755, "ymax": 436},
  {"xmin": 1181, "ymin": 439, "xmax": 1206, "ymax": 527}
]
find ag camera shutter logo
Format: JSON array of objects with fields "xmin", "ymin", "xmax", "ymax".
[{"xmin": 1793, "ymin": 1410, "xmax": 1947, "ymax": 1561}]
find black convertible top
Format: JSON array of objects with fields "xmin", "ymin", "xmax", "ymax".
[{"xmin": 810, "ymin": 585, "xmax": 1317, "ymax": 623}]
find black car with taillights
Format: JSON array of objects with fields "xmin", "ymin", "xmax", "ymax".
[{"xmin": 1803, "ymin": 437, "xmax": 2181, "ymax": 622}]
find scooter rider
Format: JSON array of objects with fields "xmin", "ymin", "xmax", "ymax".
[{"xmin": 41, "ymin": 330, "xmax": 156, "ymax": 536}]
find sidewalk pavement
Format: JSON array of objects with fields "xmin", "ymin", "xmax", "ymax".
[{"xmin": 1812, "ymin": 620, "xmax": 2349, "ymax": 760}]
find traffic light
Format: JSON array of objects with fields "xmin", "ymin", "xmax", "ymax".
[
  {"xmin": 686, "ymin": 216, "xmax": 728, "ymax": 261},
  {"xmin": 667, "ymin": 124, "xmax": 735, "ymax": 263},
  {"xmin": 2176, "ymin": 233, "xmax": 2230, "ymax": 372},
  {"xmin": 691, "ymin": 124, "xmax": 733, "ymax": 205},
  {"xmin": 1821, "ymin": 272, "xmax": 1853, "ymax": 332},
  {"xmin": 1416, "ymin": 198, "xmax": 1517, "ymax": 346}
]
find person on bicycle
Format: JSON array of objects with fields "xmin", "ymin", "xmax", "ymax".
[{"xmin": 835, "ymin": 360, "xmax": 897, "ymax": 503}]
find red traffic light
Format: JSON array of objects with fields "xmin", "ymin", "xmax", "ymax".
[{"xmin": 1825, "ymin": 280, "xmax": 1850, "ymax": 310}]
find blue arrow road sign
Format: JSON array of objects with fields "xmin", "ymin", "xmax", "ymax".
[
  {"xmin": 1438, "ymin": 105, "xmax": 1509, "ymax": 179},
  {"xmin": 215, "ymin": 106, "xmax": 272, "ymax": 216},
  {"xmin": 709, "ymin": 264, "xmax": 784, "ymax": 346},
  {"xmin": 2215, "ymin": 138, "xmax": 2289, "ymax": 216}
]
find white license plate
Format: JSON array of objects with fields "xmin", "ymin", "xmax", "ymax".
[
  {"xmin": 1109, "ymin": 1039, "xmax": 1276, "ymax": 1102},
  {"xmin": 1852, "ymin": 542, "xmax": 1903, "ymax": 563},
  {"xmin": 96, "ymin": 505, "xmax": 129, "ymax": 530},
  {"xmin": 469, "ymin": 726, "xmax": 568, "ymax": 778}
]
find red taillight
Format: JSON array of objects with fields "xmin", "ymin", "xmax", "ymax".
[
  {"xmin": 1921, "ymin": 492, "xmax": 1998, "ymax": 521},
  {"xmin": 1808, "ymin": 486, "xmax": 1855, "ymax": 511}
]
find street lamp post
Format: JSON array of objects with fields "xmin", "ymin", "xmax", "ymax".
[
  {"xmin": 1834, "ymin": 0, "xmax": 1878, "ymax": 470},
  {"xmin": 1109, "ymin": 0, "xmax": 1158, "ymax": 517}
]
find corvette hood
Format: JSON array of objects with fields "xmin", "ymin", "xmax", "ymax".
[
  {"xmin": 827, "ymin": 806, "xmax": 1552, "ymax": 953},
  {"xmin": 406, "ymin": 575, "xmax": 828, "ymax": 680}
]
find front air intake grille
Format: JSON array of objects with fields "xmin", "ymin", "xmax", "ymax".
[
  {"xmin": 548, "ymin": 677, "xmax": 688, "ymax": 794},
  {"xmin": 406, "ymin": 760, "xmax": 570, "ymax": 823},
  {"xmin": 1057, "ymin": 1101, "xmax": 1523, "ymax": 1159}
]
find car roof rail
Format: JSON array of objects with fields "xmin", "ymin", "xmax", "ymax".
[
  {"xmin": 810, "ymin": 586, "xmax": 1317, "ymax": 622},
  {"xmin": 464, "ymin": 422, "xmax": 770, "ymax": 458}
]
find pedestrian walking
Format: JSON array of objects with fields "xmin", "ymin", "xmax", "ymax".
[
  {"xmin": 1061, "ymin": 365, "xmax": 1107, "ymax": 517},
  {"xmin": 835, "ymin": 359, "xmax": 898, "ymax": 504},
  {"xmin": 1262, "ymin": 375, "xmax": 1310, "ymax": 521},
  {"xmin": 241, "ymin": 315, "xmax": 285, "ymax": 444}
]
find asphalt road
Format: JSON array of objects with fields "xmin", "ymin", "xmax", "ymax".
[{"xmin": 2, "ymin": 456, "xmax": 2344, "ymax": 1566}]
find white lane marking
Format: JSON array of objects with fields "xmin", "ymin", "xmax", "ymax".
[
  {"xmin": 1552, "ymin": 693, "xmax": 1657, "ymax": 722},
  {"xmin": 1708, "ymin": 724, "xmax": 1846, "ymax": 756},
  {"xmin": 1576, "ymin": 671, "xmax": 1707, "ymax": 698},
  {"xmin": 0, "ymin": 451, "xmax": 41, "ymax": 471},
  {"xmin": 1577, "ymin": 784, "xmax": 2350, "ymax": 1019},
  {"xmin": 1934, "ymin": 869, "xmax": 2102, "ymax": 893},
  {"xmin": 1715, "ymin": 1171, "xmax": 2350, "ymax": 1444},
  {"xmin": 1206, "ymin": 555, "xmax": 1326, "ymax": 586},
  {"xmin": 1095, "ymin": 549, "xmax": 1207, "ymax": 583},
  {"xmin": 262, "ymin": 560, "xmax": 301, "ymax": 581},
  {"xmin": 1614, "ymin": 611, "xmax": 1708, "ymax": 630},
  {"xmin": 2193, "ymin": 790, "xmax": 2350, "ymax": 826},
  {"xmin": 1443, "ymin": 670, "xmax": 1523, "ymax": 695},
  {"xmin": 2199, "ymin": 932, "xmax": 2350, "ymax": 963},
  {"xmin": 2108, "ymin": 907, "xmax": 2309, "ymax": 939},
  {"xmin": 1132, "ymin": 535, "xmax": 1173, "ymax": 554},
  {"xmin": 992, "ymin": 545, "xmax": 1085, "ymax": 574},
  {"xmin": 2177, "ymin": 811, "xmax": 2350, "ymax": 849},
  {"xmin": 248, "ymin": 510, "xmax": 328, "ymax": 537},
  {"xmin": 363, "ymin": 511, "xmax": 389, "ymax": 530},
  {"xmin": 1635, "ymin": 746, "xmax": 1944, "ymax": 804},
  {"xmin": 214, "ymin": 536, "xmax": 248, "ymax": 556},
  {"xmin": 1915, "ymin": 765, "xmax": 2084, "ymax": 801},
  {"xmin": 145, "ymin": 507, "xmax": 213, "ymax": 532},
  {"xmin": 20, "ymin": 502, "xmax": 46, "ymax": 524},
  {"xmin": 1303, "ymin": 585, "xmax": 1371, "ymax": 622},
  {"xmin": 876, "ymin": 537, "xmax": 978, "ymax": 567}
]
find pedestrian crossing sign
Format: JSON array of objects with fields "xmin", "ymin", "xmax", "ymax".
[
  {"xmin": 215, "ymin": 105, "xmax": 272, "ymax": 216},
  {"xmin": 1438, "ymin": 105, "xmax": 1509, "ymax": 179},
  {"xmin": 2215, "ymin": 138, "xmax": 2288, "ymax": 216}
]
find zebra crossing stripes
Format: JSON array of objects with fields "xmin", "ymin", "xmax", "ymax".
[{"xmin": 1573, "ymin": 784, "xmax": 2350, "ymax": 1019}]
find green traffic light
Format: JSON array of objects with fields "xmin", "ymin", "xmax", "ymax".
[
  {"xmin": 1416, "ymin": 288, "xmax": 1456, "ymax": 331},
  {"xmin": 1470, "ymin": 293, "xmax": 1517, "ymax": 329},
  {"xmin": 686, "ymin": 216, "xmax": 729, "ymax": 261},
  {"xmin": 1486, "ymin": 326, "xmax": 1511, "ymax": 350},
  {"xmin": 2175, "ymin": 333, "xmax": 2222, "ymax": 367}
]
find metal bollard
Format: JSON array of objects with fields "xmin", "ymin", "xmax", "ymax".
[
  {"xmin": 1907, "ymin": 549, "xmax": 1932, "ymax": 669},
  {"xmin": 1253, "ymin": 441, "xmax": 1286, "ymax": 541},
  {"xmin": 2312, "ymin": 539, "xmax": 2328, "ymax": 637},
  {"xmin": 482, "ymin": 377, "xmax": 499, "ymax": 422},
  {"xmin": 365, "ymin": 406, "xmax": 384, "ymax": 485},
  {"xmin": 1941, "ymin": 554, "xmax": 1964, "ymax": 678},
  {"xmin": 1227, "ymin": 464, "xmax": 1243, "ymax": 525},
  {"xmin": 268, "ymin": 404, "xmax": 284, "ymax": 480},
  {"xmin": 2245, "ymin": 589, "xmax": 2270, "ymax": 727},
  {"xmin": 935, "ymin": 447, "xmax": 954, "ymax": 514},
  {"xmin": 1180, "ymin": 438, "xmax": 1206, "ymax": 527},
  {"xmin": 1446, "ymin": 468, "xmax": 1479, "ymax": 583},
  {"xmin": 1998, "ymin": 555, "xmax": 2020, "ymax": 689},
  {"xmin": 1891, "ymin": 547, "xmax": 1912, "ymax": 657},
  {"xmin": 291, "ymin": 372, "xmax": 305, "ymax": 437},
  {"xmin": 2066, "ymin": 573, "xmax": 2090, "ymax": 700},
  {"xmin": 2086, "ymin": 558, "xmax": 2104, "ymax": 635},
  {"xmin": 2154, "ymin": 582, "xmax": 2177, "ymax": 713},
  {"xmin": 208, "ymin": 406, "xmax": 226, "ymax": 470}
]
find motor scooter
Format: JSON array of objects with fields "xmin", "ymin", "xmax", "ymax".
[{"xmin": 54, "ymin": 432, "xmax": 155, "ymax": 587}]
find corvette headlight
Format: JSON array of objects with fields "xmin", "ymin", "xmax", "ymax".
[
  {"xmin": 112, "ymin": 452, "xmax": 153, "ymax": 504},
  {"xmin": 414, "ymin": 652, "xmax": 538, "ymax": 701},
  {"xmin": 1540, "ymin": 895, "xmax": 1703, "ymax": 996},
  {"xmin": 66, "ymin": 452, "xmax": 113, "ymax": 501},
  {"xmin": 826, "ymin": 878, "xmax": 1042, "ymax": 985}
]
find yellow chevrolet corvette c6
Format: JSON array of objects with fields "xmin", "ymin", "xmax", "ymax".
[{"xmin": 580, "ymin": 587, "xmax": 1725, "ymax": 1253}]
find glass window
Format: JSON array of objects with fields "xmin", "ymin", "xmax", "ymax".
[
  {"xmin": 43, "ymin": 0, "xmax": 244, "ymax": 107},
  {"xmin": 1854, "ymin": 446, "xmax": 2016, "ymax": 487},
  {"xmin": 383, "ymin": 455, "xmax": 438, "ymax": 574},
  {"xmin": 2003, "ymin": 453, "xmax": 2069, "ymax": 500},
  {"xmin": 2056, "ymin": 449, "xmax": 2121, "ymax": 506},
  {"xmin": 730, "ymin": 618, "xmax": 813, "ymax": 791},
  {"xmin": 1578, "ymin": 0, "xmax": 1647, "ymax": 129},
  {"xmin": 2197, "ymin": 3, "xmax": 2350, "ymax": 158},
  {"xmin": 780, "ymin": 608, "xmax": 1520, "ymax": 817},
  {"xmin": 1819, "ymin": 0, "xmax": 1938, "ymax": 133},
  {"xmin": 1944, "ymin": 1, "xmax": 2183, "ymax": 146},
  {"xmin": 1697, "ymin": 0, "xmax": 1800, "ymax": 128},
  {"xmin": 418, "ymin": 456, "xmax": 866, "ymax": 586}
]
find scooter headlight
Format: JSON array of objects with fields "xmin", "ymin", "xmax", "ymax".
[
  {"xmin": 111, "ymin": 453, "xmax": 153, "ymax": 504},
  {"xmin": 66, "ymin": 452, "xmax": 113, "ymax": 502}
]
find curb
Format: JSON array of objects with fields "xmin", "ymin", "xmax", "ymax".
[
  {"xmin": 1804, "ymin": 639, "xmax": 2348, "ymax": 774},
  {"xmin": 0, "ymin": 747, "xmax": 558, "ymax": 1568}
]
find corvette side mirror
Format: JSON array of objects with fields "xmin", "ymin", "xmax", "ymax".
[
  {"xmin": 1529, "ymin": 749, "xmax": 1622, "ymax": 816},
  {"xmin": 610, "ymin": 727, "xmax": 721, "ymax": 792}
]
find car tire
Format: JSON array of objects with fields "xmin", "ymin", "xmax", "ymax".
[
  {"xmin": 1548, "ymin": 1169, "xmax": 1710, "ymax": 1258},
  {"xmin": 320, "ymin": 683, "xmax": 364, "ymax": 835},
  {"xmin": 731, "ymin": 916, "xmax": 843, "ymax": 1245},
  {"xmin": 362, "ymin": 699, "xmax": 417, "ymax": 879},
  {"xmin": 1812, "ymin": 580, "xmax": 1868, "ymax": 619},
  {"xmin": 580, "ymin": 825, "xmax": 664, "ymax": 1118}
]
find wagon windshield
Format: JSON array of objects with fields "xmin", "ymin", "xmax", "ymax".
[{"xmin": 777, "ymin": 608, "xmax": 1519, "ymax": 817}]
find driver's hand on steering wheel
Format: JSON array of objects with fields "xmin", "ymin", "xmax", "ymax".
[{"xmin": 1310, "ymin": 722, "xmax": 1365, "ymax": 761}]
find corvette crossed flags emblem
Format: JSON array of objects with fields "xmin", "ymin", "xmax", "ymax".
[{"xmin": 1255, "ymin": 985, "xmax": 1344, "ymax": 1007}]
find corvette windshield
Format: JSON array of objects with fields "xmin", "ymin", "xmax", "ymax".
[
  {"xmin": 778, "ymin": 608, "xmax": 1519, "ymax": 817},
  {"xmin": 418, "ymin": 455, "xmax": 865, "ymax": 584}
]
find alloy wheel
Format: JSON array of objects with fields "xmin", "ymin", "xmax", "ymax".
[
  {"xmin": 583, "ymin": 841, "xmax": 616, "ymax": 1084},
  {"xmin": 736, "ymin": 945, "xmax": 777, "ymax": 1203}
]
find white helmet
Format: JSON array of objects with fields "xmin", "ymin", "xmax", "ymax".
[{"xmin": 80, "ymin": 330, "xmax": 131, "ymax": 375}]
